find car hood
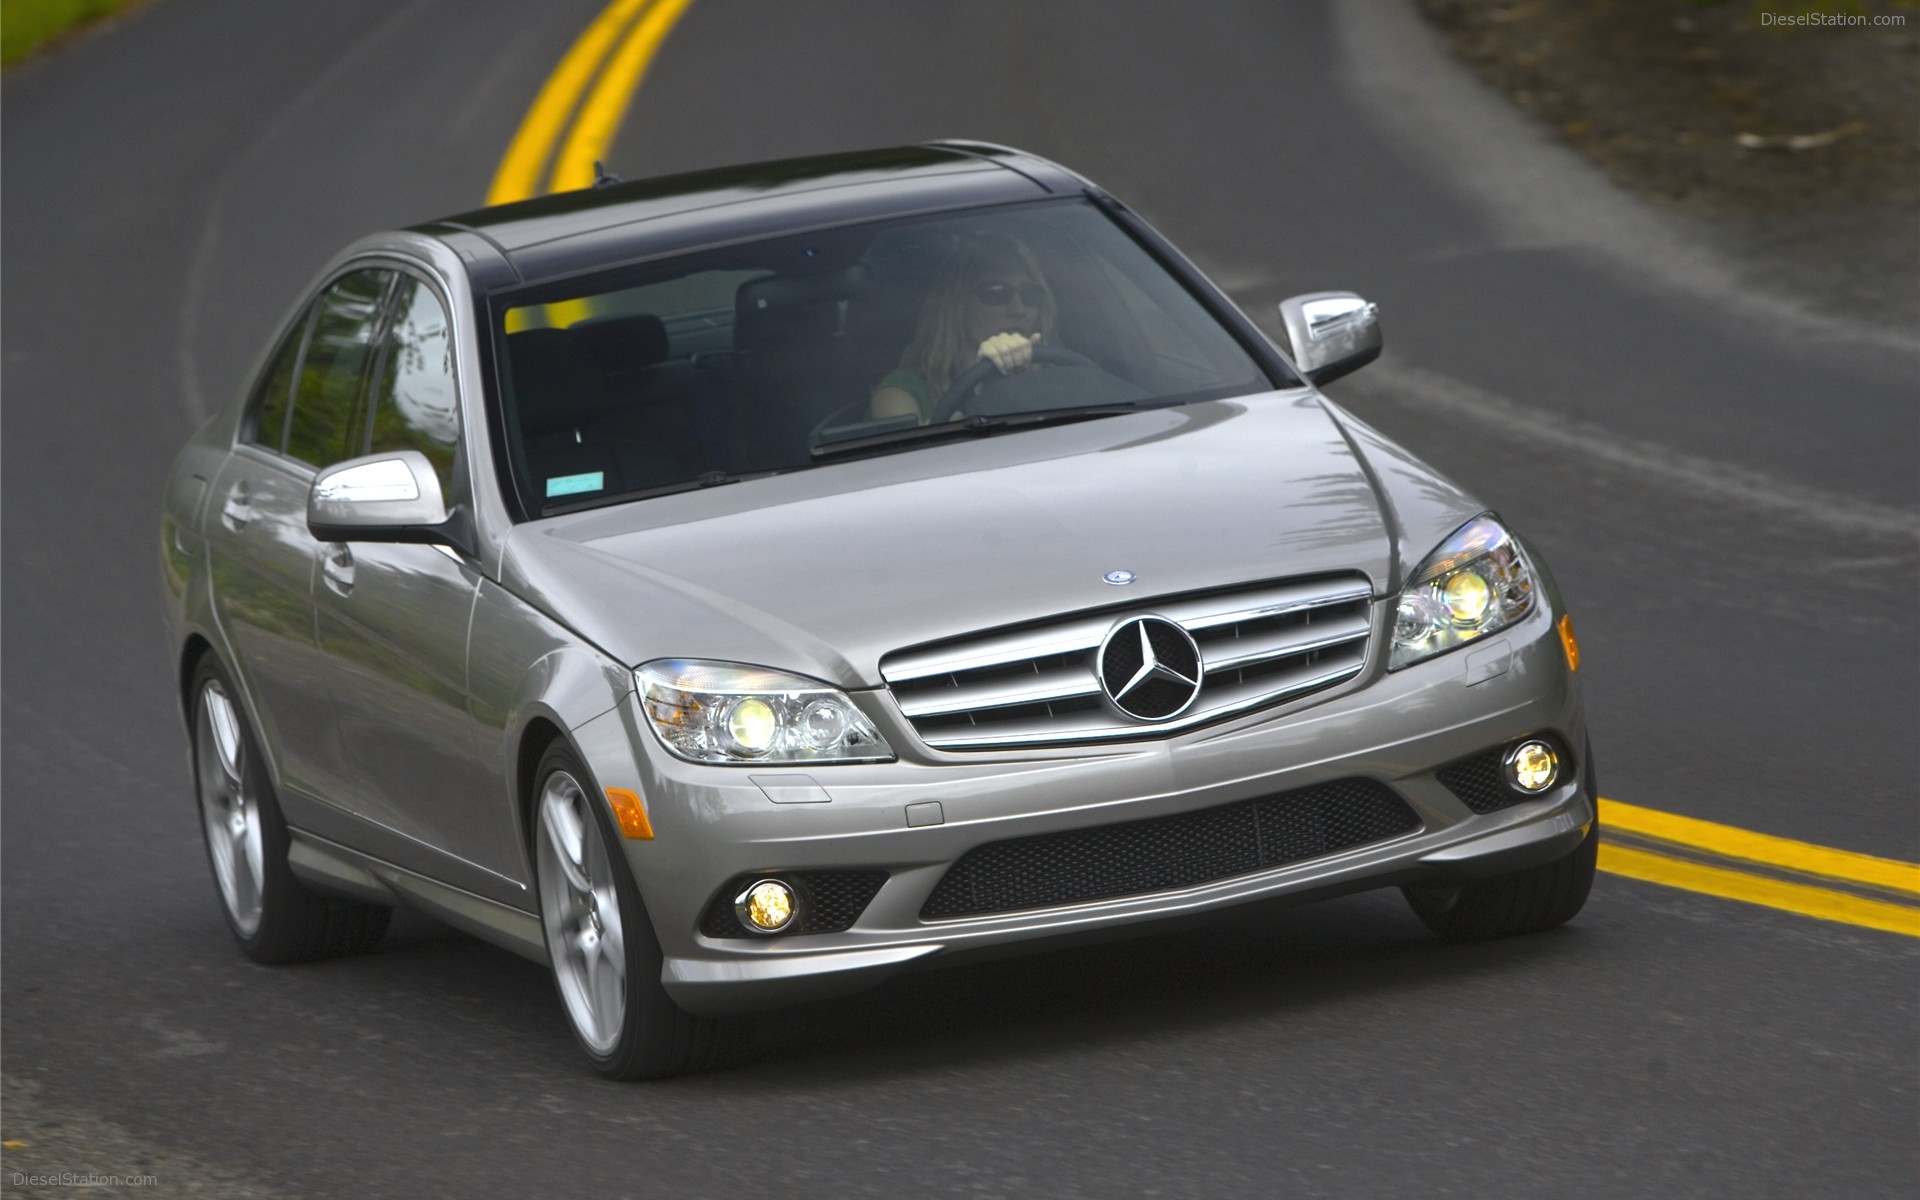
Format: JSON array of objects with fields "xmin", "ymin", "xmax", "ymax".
[{"xmin": 501, "ymin": 392, "xmax": 1471, "ymax": 688}]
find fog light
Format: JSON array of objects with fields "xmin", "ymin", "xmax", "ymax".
[
  {"xmin": 736, "ymin": 879, "xmax": 797, "ymax": 933},
  {"xmin": 1505, "ymin": 740, "xmax": 1560, "ymax": 792}
]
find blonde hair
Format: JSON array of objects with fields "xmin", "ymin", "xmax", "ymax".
[{"xmin": 900, "ymin": 233, "xmax": 1057, "ymax": 398}]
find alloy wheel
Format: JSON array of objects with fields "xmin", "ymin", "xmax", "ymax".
[
  {"xmin": 536, "ymin": 770, "xmax": 628, "ymax": 1055},
  {"xmin": 196, "ymin": 680, "xmax": 265, "ymax": 936}
]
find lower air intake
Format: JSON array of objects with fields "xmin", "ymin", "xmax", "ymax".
[
  {"xmin": 1437, "ymin": 741, "xmax": 1571, "ymax": 814},
  {"xmin": 920, "ymin": 778, "xmax": 1421, "ymax": 919}
]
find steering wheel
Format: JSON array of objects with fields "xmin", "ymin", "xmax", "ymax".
[{"xmin": 930, "ymin": 345, "xmax": 1102, "ymax": 424}]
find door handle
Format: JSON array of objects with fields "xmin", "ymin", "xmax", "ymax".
[
  {"xmin": 322, "ymin": 543, "xmax": 355, "ymax": 596},
  {"xmin": 220, "ymin": 480, "xmax": 253, "ymax": 532}
]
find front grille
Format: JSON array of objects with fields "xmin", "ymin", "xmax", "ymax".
[
  {"xmin": 883, "ymin": 575, "xmax": 1377, "ymax": 750},
  {"xmin": 699, "ymin": 870, "xmax": 888, "ymax": 938},
  {"xmin": 920, "ymin": 778, "xmax": 1421, "ymax": 919}
]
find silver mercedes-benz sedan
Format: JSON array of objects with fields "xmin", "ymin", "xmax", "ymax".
[{"xmin": 160, "ymin": 143, "xmax": 1596, "ymax": 1079}]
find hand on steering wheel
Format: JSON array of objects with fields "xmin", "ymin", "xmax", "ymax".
[
  {"xmin": 977, "ymin": 331, "xmax": 1041, "ymax": 376},
  {"xmin": 932, "ymin": 344, "xmax": 1101, "ymax": 424}
]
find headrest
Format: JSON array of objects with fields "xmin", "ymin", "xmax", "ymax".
[
  {"xmin": 570, "ymin": 313, "xmax": 669, "ymax": 377},
  {"xmin": 844, "ymin": 277, "xmax": 926, "ymax": 353},
  {"xmin": 734, "ymin": 267, "xmax": 866, "ymax": 350},
  {"xmin": 506, "ymin": 328, "xmax": 605, "ymax": 436}
]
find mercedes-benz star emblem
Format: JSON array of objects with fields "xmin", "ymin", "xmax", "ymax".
[
  {"xmin": 1097, "ymin": 616, "xmax": 1204, "ymax": 721},
  {"xmin": 1103, "ymin": 570, "xmax": 1136, "ymax": 586}
]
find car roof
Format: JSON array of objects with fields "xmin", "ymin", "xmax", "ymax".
[{"xmin": 416, "ymin": 143, "xmax": 1089, "ymax": 289}]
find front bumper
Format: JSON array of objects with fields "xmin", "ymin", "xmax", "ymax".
[{"xmin": 575, "ymin": 602, "xmax": 1590, "ymax": 1016}]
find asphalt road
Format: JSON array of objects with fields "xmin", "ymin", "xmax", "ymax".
[{"xmin": 2, "ymin": 2, "xmax": 1915, "ymax": 1197}]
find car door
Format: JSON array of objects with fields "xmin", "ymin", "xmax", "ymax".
[
  {"xmin": 310, "ymin": 270, "xmax": 520, "ymax": 901},
  {"xmin": 206, "ymin": 267, "xmax": 394, "ymax": 819}
]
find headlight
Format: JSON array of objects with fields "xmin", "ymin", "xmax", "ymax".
[
  {"xmin": 636, "ymin": 659, "xmax": 895, "ymax": 764},
  {"xmin": 1389, "ymin": 516, "xmax": 1536, "ymax": 670}
]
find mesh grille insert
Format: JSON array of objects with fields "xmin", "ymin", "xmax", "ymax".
[
  {"xmin": 700, "ymin": 870, "xmax": 888, "ymax": 939},
  {"xmin": 921, "ymin": 778, "xmax": 1421, "ymax": 919},
  {"xmin": 1437, "ymin": 749, "xmax": 1514, "ymax": 814}
]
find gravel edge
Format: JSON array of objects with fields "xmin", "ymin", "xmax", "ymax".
[
  {"xmin": 1335, "ymin": 2, "xmax": 1920, "ymax": 350},
  {"xmin": 2, "ymin": 1073, "xmax": 302, "ymax": 1199}
]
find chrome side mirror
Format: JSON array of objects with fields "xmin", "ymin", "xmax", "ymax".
[
  {"xmin": 307, "ymin": 451, "xmax": 450, "ymax": 544},
  {"xmin": 1277, "ymin": 292, "xmax": 1382, "ymax": 387}
]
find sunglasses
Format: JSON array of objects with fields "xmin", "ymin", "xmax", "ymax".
[{"xmin": 971, "ymin": 280, "xmax": 1048, "ymax": 308}]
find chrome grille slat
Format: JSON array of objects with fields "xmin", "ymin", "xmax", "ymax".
[
  {"xmin": 895, "ymin": 666, "xmax": 1104, "ymax": 719},
  {"xmin": 1164, "ymin": 581, "xmax": 1373, "ymax": 632},
  {"xmin": 1196, "ymin": 652, "xmax": 1368, "ymax": 717},
  {"xmin": 916, "ymin": 652, "xmax": 1367, "ymax": 749},
  {"xmin": 1200, "ymin": 615, "xmax": 1372, "ymax": 674},
  {"xmin": 885, "ymin": 575, "xmax": 1377, "ymax": 751},
  {"xmin": 883, "ymin": 618, "xmax": 1111, "ymax": 683},
  {"xmin": 921, "ymin": 711, "xmax": 1134, "ymax": 748}
]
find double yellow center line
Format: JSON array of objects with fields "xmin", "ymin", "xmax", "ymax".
[
  {"xmin": 1600, "ymin": 798, "xmax": 1920, "ymax": 937},
  {"xmin": 487, "ymin": 0, "xmax": 697, "ymax": 206},
  {"xmin": 488, "ymin": 2, "xmax": 1920, "ymax": 942}
]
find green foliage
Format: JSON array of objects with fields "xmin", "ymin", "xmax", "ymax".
[{"xmin": 1, "ymin": 0, "xmax": 130, "ymax": 67}]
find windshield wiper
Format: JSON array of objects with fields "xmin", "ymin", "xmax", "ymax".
[{"xmin": 811, "ymin": 404, "xmax": 1143, "ymax": 461}]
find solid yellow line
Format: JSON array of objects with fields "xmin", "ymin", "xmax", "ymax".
[
  {"xmin": 1599, "ymin": 797, "xmax": 1920, "ymax": 897},
  {"xmin": 1598, "ymin": 843, "xmax": 1920, "ymax": 938},
  {"xmin": 549, "ymin": 0, "xmax": 697, "ymax": 193},
  {"xmin": 486, "ymin": 0, "xmax": 656, "ymax": 205}
]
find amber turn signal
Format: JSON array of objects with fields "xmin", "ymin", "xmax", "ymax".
[
  {"xmin": 605, "ymin": 788, "xmax": 654, "ymax": 840},
  {"xmin": 1558, "ymin": 614, "xmax": 1581, "ymax": 673}
]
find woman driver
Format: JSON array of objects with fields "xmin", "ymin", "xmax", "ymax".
[{"xmin": 869, "ymin": 233, "xmax": 1058, "ymax": 423}]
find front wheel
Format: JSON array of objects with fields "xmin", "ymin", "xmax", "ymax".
[
  {"xmin": 532, "ymin": 743, "xmax": 724, "ymax": 1079},
  {"xmin": 1403, "ymin": 823, "xmax": 1598, "ymax": 941}
]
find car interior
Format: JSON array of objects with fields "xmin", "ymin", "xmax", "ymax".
[{"xmin": 501, "ymin": 208, "xmax": 1267, "ymax": 515}]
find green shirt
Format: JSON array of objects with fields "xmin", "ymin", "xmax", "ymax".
[{"xmin": 877, "ymin": 368, "xmax": 933, "ymax": 422}]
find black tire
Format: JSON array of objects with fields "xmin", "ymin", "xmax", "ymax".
[
  {"xmin": 1403, "ymin": 822, "xmax": 1598, "ymax": 941},
  {"xmin": 530, "ymin": 743, "xmax": 727, "ymax": 1080},
  {"xmin": 188, "ymin": 657, "xmax": 392, "ymax": 963}
]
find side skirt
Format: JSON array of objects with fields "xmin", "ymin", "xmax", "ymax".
[{"xmin": 288, "ymin": 829, "xmax": 548, "ymax": 965}]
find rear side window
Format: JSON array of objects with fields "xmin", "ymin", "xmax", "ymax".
[
  {"xmin": 249, "ymin": 314, "xmax": 310, "ymax": 453},
  {"xmin": 368, "ymin": 277, "xmax": 460, "ymax": 494},
  {"xmin": 286, "ymin": 268, "xmax": 393, "ymax": 469}
]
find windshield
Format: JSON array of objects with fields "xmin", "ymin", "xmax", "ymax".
[{"xmin": 492, "ymin": 199, "xmax": 1279, "ymax": 516}]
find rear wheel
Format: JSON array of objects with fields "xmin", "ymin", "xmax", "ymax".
[
  {"xmin": 532, "ymin": 743, "xmax": 723, "ymax": 1079},
  {"xmin": 1403, "ymin": 823, "xmax": 1598, "ymax": 941},
  {"xmin": 190, "ymin": 658, "xmax": 390, "ymax": 963}
]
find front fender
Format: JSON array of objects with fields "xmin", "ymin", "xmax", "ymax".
[{"xmin": 468, "ymin": 576, "xmax": 636, "ymax": 858}]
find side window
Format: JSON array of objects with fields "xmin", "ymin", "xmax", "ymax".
[
  {"xmin": 286, "ymin": 268, "xmax": 393, "ymax": 469},
  {"xmin": 368, "ymin": 278, "xmax": 459, "ymax": 495},
  {"xmin": 250, "ymin": 312, "xmax": 311, "ymax": 452}
]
